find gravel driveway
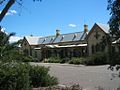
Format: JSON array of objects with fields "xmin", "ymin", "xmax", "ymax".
[{"xmin": 30, "ymin": 63, "xmax": 120, "ymax": 90}]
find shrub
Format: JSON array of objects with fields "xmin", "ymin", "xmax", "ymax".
[
  {"xmin": 60, "ymin": 57, "xmax": 70, "ymax": 64},
  {"xmin": 108, "ymin": 52, "xmax": 120, "ymax": 66},
  {"xmin": 0, "ymin": 62, "xmax": 32, "ymax": 90},
  {"xmin": 22, "ymin": 55, "xmax": 34, "ymax": 62},
  {"xmin": 29, "ymin": 65, "xmax": 58, "ymax": 87},
  {"xmin": 45, "ymin": 57, "xmax": 61, "ymax": 63},
  {"xmin": 1, "ymin": 50, "xmax": 34, "ymax": 62},
  {"xmin": 0, "ymin": 62, "xmax": 58, "ymax": 89},
  {"xmin": 69, "ymin": 57, "xmax": 85, "ymax": 65},
  {"xmin": 84, "ymin": 52, "xmax": 108, "ymax": 65}
]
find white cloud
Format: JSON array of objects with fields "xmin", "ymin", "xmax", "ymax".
[
  {"xmin": 0, "ymin": 10, "xmax": 17, "ymax": 16},
  {"xmin": 68, "ymin": 24, "xmax": 77, "ymax": 28},
  {"xmin": 0, "ymin": 27, "xmax": 22, "ymax": 43},
  {"xmin": 9, "ymin": 36, "xmax": 23, "ymax": 43}
]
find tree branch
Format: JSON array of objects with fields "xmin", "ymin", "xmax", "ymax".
[{"xmin": 0, "ymin": 0, "xmax": 15, "ymax": 22}]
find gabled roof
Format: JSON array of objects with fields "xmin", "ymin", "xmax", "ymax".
[
  {"xmin": 25, "ymin": 36, "xmax": 40, "ymax": 45},
  {"xmin": 24, "ymin": 31, "xmax": 88, "ymax": 45},
  {"xmin": 96, "ymin": 23, "xmax": 109, "ymax": 33},
  {"xmin": 86, "ymin": 23, "xmax": 109, "ymax": 39}
]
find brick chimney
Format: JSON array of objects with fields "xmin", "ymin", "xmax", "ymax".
[
  {"xmin": 84, "ymin": 24, "xmax": 88, "ymax": 33},
  {"xmin": 56, "ymin": 29, "xmax": 60, "ymax": 36}
]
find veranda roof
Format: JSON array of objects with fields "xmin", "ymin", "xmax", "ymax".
[{"xmin": 45, "ymin": 44, "xmax": 87, "ymax": 48}]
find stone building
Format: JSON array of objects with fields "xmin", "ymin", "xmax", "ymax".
[{"xmin": 21, "ymin": 23, "xmax": 120, "ymax": 61}]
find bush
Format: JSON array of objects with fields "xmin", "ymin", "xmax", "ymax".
[
  {"xmin": 29, "ymin": 65, "xmax": 58, "ymax": 87},
  {"xmin": 0, "ymin": 62, "xmax": 58, "ymax": 89},
  {"xmin": 0, "ymin": 62, "xmax": 32, "ymax": 90},
  {"xmin": 108, "ymin": 52, "xmax": 120, "ymax": 66},
  {"xmin": 60, "ymin": 57, "xmax": 70, "ymax": 64},
  {"xmin": 44, "ymin": 57, "xmax": 61, "ymax": 63},
  {"xmin": 1, "ymin": 50, "xmax": 34, "ymax": 62},
  {"xmin": 69, "ymin": 57, "xmax": 85, "ymax": 65},
  {"xmin": 84, "ymin": 52, "xmax": 108, "ymax": 65},
  {"xmin": 22, "ymin": 55, "xmax": 34, "ymax": 62}
]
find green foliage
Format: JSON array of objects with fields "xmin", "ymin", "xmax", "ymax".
[
  {"xmin": 84, "ymin": 52, "xmax": 108, "ymax": 65},
  {"xmin": 0, "ymin": 62, "xmax": 32, "ymax": 90},
  {"xmin": 1, "ymin": 49, "xmax": 34, "ymax": 62},
  {"xmin": 44, "ymin": 57, "xmax": 61, "ymax": 63},
  {"xmin": 69, "ymin": 57, "xmax": 85, "ymax": 65},
  {"xmin": 109, "ymin": 52, "xmax": 120, "ymax": 66},
  {"xmin": 108, "ymin": 0, "xmax": 120, "ymax": 40},
  {"xmin": 0, "ymin": 31, "xmax": 34, "ymax": 62},
  {"xmin": 108, "ymin": 52, "xmax": 120, "ymax": 75},
  {"xmin": 107, "ymin": 0, "xmax": 120, "ymax": 72},
  {"xmin": 29, "ymin": 65, "xmax": 58, "ymax": 87},
  {"xmin": 0, "ymin": 62, "xmax": 58, "ymax": 89},
  {"xmin": 60, "ymin": 57, "xmax": 70, "ymax": 64}
]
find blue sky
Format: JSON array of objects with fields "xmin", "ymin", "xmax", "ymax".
[{"xmin": 1, "ymin": 0, "xmax": 110, "ymax": 38}]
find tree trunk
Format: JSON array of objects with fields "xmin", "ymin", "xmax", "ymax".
[{"xmin": 0, "ymin": 0, "xmax": 15, "ymax": 22}]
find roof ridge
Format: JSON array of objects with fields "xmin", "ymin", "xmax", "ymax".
[
  {"xmin": 39, "ymin": 35, "xmax": 55, "ymax": 39},
  {"xmin": 38, "ymin": 31, "xmax": 84, "ymax": 39},
  {"xmin": 96, "ymin": 22, "xmax": 109, "ymax": 27},
  {"xmin": 56, "ymin": 31, "xmax": 84, "ymax": 36}
]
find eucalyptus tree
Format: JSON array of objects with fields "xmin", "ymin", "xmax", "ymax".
[
  {"xmin": 107, "ymin": 0, "xmax": 120, "ymax": 76},
  {"xmin": 0, "ymin": 0, "xmax": 42, "ymax": 22}
]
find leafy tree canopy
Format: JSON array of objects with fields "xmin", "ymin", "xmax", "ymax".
[
  {"xmin": 107, "ymin": 0, "xmax": 120, "ymax": 40},
  {"xmin": 107, "ymin": 0, "xmax": 120, "ymax": 76}
]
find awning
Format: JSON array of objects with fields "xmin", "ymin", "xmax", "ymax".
[
  {"xmin": 58, "ymin": 44, "xmax": 87, "ymax": 48},
  {"xmin": 45, "ymin": 44, "xmax": 87, "ymax": 48},
  {"xmin": 45, "ymin": 45, "xmax": 58, "ymax": 48},
  {"xmin": 34, "ymin": 47, "xmax": 41, "ymax": 50}
]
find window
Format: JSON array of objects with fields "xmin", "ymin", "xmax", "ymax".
[
  {"xmin": 30, "ymin": 48, "xmax": 32, "ymax": 56},
  {"xmin": 95, "ymin": 43, "xmax": 100, "ymax": 52},
  {"xmin": 24, "ymin": 42, "xmax": 27, "ymax": 46},
  {"xmin": 92, "ymin": 45, "xmax": 94, "ymax": 54},
  {"xmin": 35, "ymin": 51, "xmax": 37, "ymax": 58}
]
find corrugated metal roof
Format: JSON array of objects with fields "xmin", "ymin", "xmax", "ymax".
[
  {"xmin": 25, "ymin": 36, "xmax": 40, "ymax": 45},
  {"xmin": 41, "ymin": 36, "xmax": 55, "ymax": 44},
  {"xmin": 53, "ymin": 32, "xmax": 86, "ymax": 43},
  {"xmin": 25, "ymin": 31, "xmax": 87, "ymax": 45},
  {"xmin": 96, "ymin": 23, "xmax": 109, "ymax": 33}
]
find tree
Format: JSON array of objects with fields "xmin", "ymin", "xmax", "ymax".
[
  {"xmin": 107, "ymin": 0, "xmax": 120, "ymax": 76},
  {"xmin": 0, "ymin": 29, "xmax": 15, "ymax": 60},
  {"xmin": 107, "ymin": 0, "xmax": 120, "ymax": 40},
  {"xmin": 0, "ymin": 0, "xmax": 42, "ymax": 22},
  {"xmin": 0, "ymin": 28, "xmax": 33, "ymax": 62}
]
